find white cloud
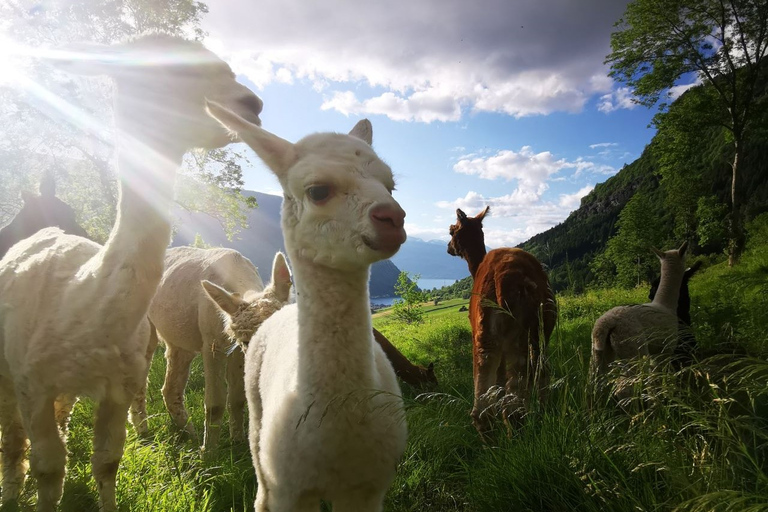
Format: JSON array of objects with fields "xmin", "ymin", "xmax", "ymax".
[
  {"xmin": 559, "ymin": 184, "xmax": 594, "ymax": 209},
  {"xmin": 435, "ymin": 187, "xmax": 593, "ymax": 247},
  {"xmin": 321, "ymin": 90, "xmax": 461, "ymax": 123},
  {"xmin": 597, "ymin": 86, "xmax": 637, "ymax": 113},
  {"xmin": 668, "ymin": 78, "xmax": 702, "ymax": 100},
  {"xmin": 589, "ymin": 142, "xmax": 618, "ymax": 149},
  {"xmin": 452, "ymin": 147, "xmax": 613, "ymax": 200},
  {"xmin": 403, "ymin": 223, "xmax": 452, "ymax": 242},
  {"xmin": 203, "ymin": 0, "xmax": 630, "ymax": 122}
]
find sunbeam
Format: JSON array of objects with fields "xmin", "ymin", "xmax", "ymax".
[{"xmin": 9, "ymin": 62, "xmax": 178, "ymax": 224}]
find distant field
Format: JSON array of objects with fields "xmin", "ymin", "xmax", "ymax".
[{"xmin": 20, "ymin": 238, "xmax": 768, "ymax": 511}]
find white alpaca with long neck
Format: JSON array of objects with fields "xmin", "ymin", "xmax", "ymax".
[
  {"xmin": 207, "ymin": 102, "xmax": 408, "ymax": 512},
  {"xmin": 591, "ymin": 242, "xmax": 689, "ymax": 379},
  {"xmin": 0, "ymin": 35, "xmax": 262, "ymax": 512},
  {"xmin": 147, "ymin": 247, "xmax": 291, "ymax": 452}
]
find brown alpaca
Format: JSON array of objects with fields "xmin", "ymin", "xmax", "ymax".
[
  {"xmin": 447, "ymin": 207, "xmax": 556, "ymax": 437},
  {"xmin": 372, "ymin": 328, "xmax": 437, "ymax": 387}
]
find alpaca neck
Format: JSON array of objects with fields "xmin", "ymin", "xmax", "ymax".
[
  {"xmin": 462, "ymin": 245, "xmax": 487, "ymax": 278},
  {"xmin": 651, "ymin": 261, "xmax": 683, "ymax": 311},
  {"xmin": 94, "ymin": 121, "xmax": 183, "ymax": 313},
  {"xmin": 291, "ymin": 257, "xmax": 376, "ymax": 394}
]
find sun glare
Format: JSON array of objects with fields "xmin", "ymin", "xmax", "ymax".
[{"xmin": 0, "ymin": 34, "xmax": 26, "ymax": 84}]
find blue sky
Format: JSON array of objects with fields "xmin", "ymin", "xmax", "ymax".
[{"xmin": 201, "ymin": 0, "xmax": 691, "ymax": 248}]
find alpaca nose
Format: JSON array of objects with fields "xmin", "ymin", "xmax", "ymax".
[
  {"xmin": 369, "ymin": 203, "xmax": 407, "ymax": 253},
  {"xmin": 237, "ymin": 94, "xmax": 263, "ymax": 126},
  {"xmin": 370, "ymin": 203, "xmax": 405, "ymax": 229}
]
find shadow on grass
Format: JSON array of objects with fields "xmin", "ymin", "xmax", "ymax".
[{"xmin": 59, "ymin": 481, "xmax": 99, "ymax": 512}]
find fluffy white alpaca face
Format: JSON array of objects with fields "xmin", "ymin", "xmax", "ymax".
[
  {"xmin": 281, "ymin": 133, "xmax": 405, "ymax": 269},
  {"xmin": 57, "ymin": 35, "xmax": 262, "ymax": 150},
  {"xmin": 203, "ymin": 102, "xmax": 407, "ymax": 271}
]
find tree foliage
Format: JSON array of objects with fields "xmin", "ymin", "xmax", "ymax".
[
  {"xmin": 604, "ymin": 192, "xmax": 666, "ymax": 288},
  {"xmin": 606, "ymin": 0, "xmax": 768, "ymax": 265},
  {"xmin": 0, "ymin": 0, "xmax": 255, "ymax": 243},
  {"xmin": 392, "ymin": 271, "xmax": 425, "ymax": 324}
]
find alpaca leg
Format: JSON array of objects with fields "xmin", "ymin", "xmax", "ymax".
[
  {"xmin": 502, "ymin": 336, "xmax": 530, "ymax": 429},
  {"xmin": 201, "ymin": 345, "xmax": 227, "ymax": 453},
  {"xmin": 19, "ymin": 395, "xmax": 66, "ymax": 512},
  {"xmin": 259, "ymin": 488, "xmax": 319, "ymax": 512},
  {"xmin": 471, "ymin": 335, "xmax": 503, "ymax": 437},
  {"xmin": 527, "ymin": 325, "xmax": 549, "ymax": 406},
  {"xmin": 91, "ymin": 397, "xmax": 129, "ymax": 512},
  {"xmin": 53, "ymin": 394, "xmax": 77, "ymax": 436},
  {"xmin": 333, "ymin": 489, "xmax": 387, "ymax": 512},
  {"xmin": 226, "ymin": 347, "xmax": 246, "ymax": 444},
  {"xmin": 161, "ymin": 344, "xmax": 196, "ymax": 438},
  {"xmin": 130, "ymin": 322, "xmax": 159, "ymax": 436},
  {"xmin": 0, "ymin": 378, "xmax": 28, "ymax": 505}
]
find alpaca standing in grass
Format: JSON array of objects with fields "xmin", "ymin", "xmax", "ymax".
[
  {"xmin": 447, "ymin": 207, "xmax": 556, "ymax": 437},
  {"xmin": 0, "ymin": 35, "xmax": 262, "ymax": 511},
  {"xmin": 0, "ymin": 172, "xmax": 88, "ymax": 259},
  {"xmin": 591, "ymin": 242, "xmax": 689, "ymax": 382},
  {"xmin": 207, "ymin": 102, "xmax": 408, "ymax": 512},
  {"xmin": 649, "ymin": 260, "xmax": 702, "ymax": 365},
  {"xmin": 146, "ymin": 248, "xmax": 291, "ymax": 451}
]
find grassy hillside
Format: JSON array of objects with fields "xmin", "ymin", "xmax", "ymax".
[{"xmin": 36, "ymin": 222, "xmax": 768, "ymax": 512}]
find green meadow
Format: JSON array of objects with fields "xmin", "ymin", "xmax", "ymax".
[{"xmin": 12, "ymin": 233, "xmax": 767, "ymax": 512}]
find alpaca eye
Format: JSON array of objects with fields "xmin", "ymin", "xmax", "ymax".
[{"xmin": 306, "ymin": 185, "xmax": 331, "ymax": 203}]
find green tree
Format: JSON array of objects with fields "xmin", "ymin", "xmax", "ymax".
[
  {"xmin": 0, "ymin": 0, "xmax": 255, "ymax": 242},
  {"xmin": 696, "ymin": 195, "xmax": 730, "ymax": 251},
  {"xmin": 604, "ymin": 193, "xmax": 665, "ymax": 288},
  {"xmin": 606, "ymin": 0, "xmax": 768, "ymax": 266},
  {"xmin": 392, "ymin": 271, "xmax": 425, "ymax": 324}
]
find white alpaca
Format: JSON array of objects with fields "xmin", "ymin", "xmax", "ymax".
[
  {"xmin": 0, "ymin": 35, "xmax": 262, "ymax": 512},
  {"xmin": 206, "ymin": 102, "xmax": 408, "ymax": 512},
  {"xmin": 146, "ymin": 247, "xmax": 291, "ymax": 452},
  {"xmin": 591, "ymin": 242, "xmax": 689, "ymax": 381}
]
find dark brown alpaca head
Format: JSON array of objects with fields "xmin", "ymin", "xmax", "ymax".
[
  {"xmin": 0, "ymin": 173, "xmax": 88, "ymax": 259},
  {"xmin": 448, "ymin": 207, "xmax": 489, "ymax": 275}
]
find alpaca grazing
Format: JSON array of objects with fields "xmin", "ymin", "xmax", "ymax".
[
  {"xmin": 649, "ymin": 260, "xmax": 702, "ymax": 365},
  {"xmin": 372, "ymin": 328, "xmax": 437, "ymax": 387},
  {"xmin": 447, "ymin": 207, "xmax": 556, "ymax": 436},
  {"xmin": 146, "ymin": 247, "xmax": 291, "ymax": 451},
  {"xmin": 206, "ymin": 102, "xmax": 408, "ymax": 512},
  {"xmin": 0, "ymin": 35, "xmax": 262, "ymax": 511},
  {"xmin": 591, "ymin": 242, "xmax": 689, "ymax": 385},
  {"xmin": 0, "ymin": 172, "xmax": 88, "ymax": 259}
]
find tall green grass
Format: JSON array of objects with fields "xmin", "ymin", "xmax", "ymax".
[{"xmin": 6, "ymin": 239, "xmax": 767, "ymax": 511}]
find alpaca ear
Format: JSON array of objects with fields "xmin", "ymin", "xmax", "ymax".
[
  {"xmin": 677, "ymin": 241, "xmax": 688, "ymax": 258},
  {"xmin": 476, "ymin": 206, "xmax": 490, "ymax": 222},
  {"xmin": 201, "ymin": 280, "xmax": 245, "ymax": 316},
  {"xmin": 651, "ymin": 247, "xmax": 665, "ymax": 259},
  {"xmin": 456, "ymin": 209, "xmax": 467, "ymax": 221},
  {"xmin": 271, "ymin": 252, "xmax": 292, "ymax": 302},
  {"xmin": 206, "ymin": 100, "xmax": 298, "ymax": 177},
  {"xmin": 348, "ymin": 119, "xmax": 373, "ymax": 145}
]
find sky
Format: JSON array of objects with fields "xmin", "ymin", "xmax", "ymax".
[{"xmin": 200, "ymin": 0, "xmax": 694, "ymax": 248}]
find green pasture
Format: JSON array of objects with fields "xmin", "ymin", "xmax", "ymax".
[{"xmin": 9, "ymin": 238, "xmax": 767, "ymax": 512}]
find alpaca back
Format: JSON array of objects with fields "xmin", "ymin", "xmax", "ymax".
[
  {"xmin": 0, "ymin": 228, "xmax": 146, "ymax": 401},
  {"xmin": 470, "ymin": 248, "xmax": 555, "ymax": 336},
  {"xmin": 149, "ymin": 247, "xmax": 264, "ymax": 352},
  {"xmin": 592, "ymin": 304, "xmax": 679, "ymax": 360}
]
